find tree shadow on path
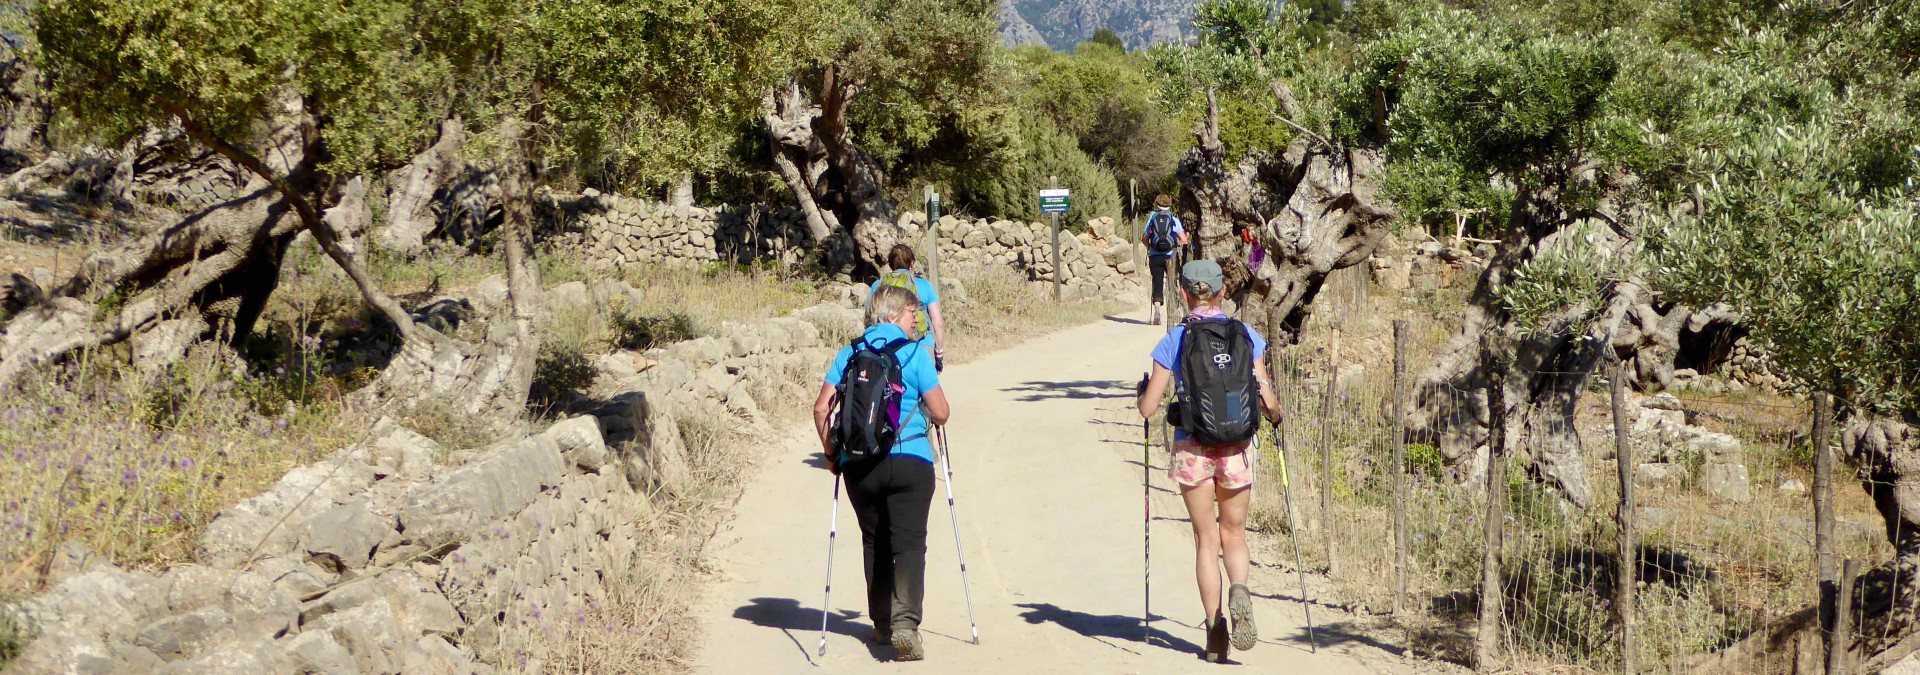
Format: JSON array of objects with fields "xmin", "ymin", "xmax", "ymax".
[
  {"xmin": 1002, "ymin": 379, "xmax": 1132, "ymax": 402},
  {"xmin": 1014, "ymin": 602, "xmax": 1210, "ymax": 660},
  {"xmin": 732, "ymin": 597, "xmax": 895, "ymax": 664}
]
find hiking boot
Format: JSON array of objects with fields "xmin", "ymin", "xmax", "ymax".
[
  {"xmin": 1152, "ymin": 303, "xmax": 1163, "ymax": 325},
  {"xmin": 870, "ymin": 627, "xmax": 890, "ymax": 644},
  {"xmin": 892, "ymin": 627, "xmax": 925, "ymax": 661},
  {"xmin": 1204, "ymin": 613, "xmax": 1230, "ymax": 663},
  {"xmin": 1228, "ymin": 583, "xmax": 1257, "ymax": 651}
]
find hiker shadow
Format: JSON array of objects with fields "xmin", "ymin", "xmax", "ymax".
[
  {"xmin": 1275, "ymin": 621, "xmax": 1406, "ymax": 657},
  {"xmin": 1003, "ymin": 380, "xmax": 1132, "ymax": 402},
  {"xmin": 732, "ymin": 597, "xmax": 894, "ymax": 663},
  {"xmin": 1104, "ymin": 315, "xmax": 1154, "ymax": 326},
  {"xmin": 1014, "ymin": 602, "xmax": 1204, "ymax": 658}
]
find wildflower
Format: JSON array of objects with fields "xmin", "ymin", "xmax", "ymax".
[{"xmin": 122, "ymin": 469, "xmax": 138, "ymax": 487}]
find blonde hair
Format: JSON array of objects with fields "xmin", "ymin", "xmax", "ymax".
[
  {"xmin": 1183, "ymin": 285, "xmax": 1226, "ymax": 311},
  {"xmin": 866, "ymin": 284, "xmax": 921, "ymax": 327}
]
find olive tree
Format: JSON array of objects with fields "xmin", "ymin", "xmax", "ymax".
[{"xmin": 761, "ymin": 0, "xmax": 1004, "ymax": 269}]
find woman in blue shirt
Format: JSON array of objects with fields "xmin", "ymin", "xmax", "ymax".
[
  {"xmin": 1135, "ymin": 260, "xmax": 1281, "ymax": 662},
  {"xmin": 869, "ymin": 244, "xmax": 948, "ymax": 370},
  {"xmin": 813, "ymin": 284, "xmax": 950, "ymax": 660}
]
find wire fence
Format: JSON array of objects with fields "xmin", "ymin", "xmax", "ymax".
[{"xmin": 1244, "ymin": 266, "xmax": 1902, "ymax": 674}]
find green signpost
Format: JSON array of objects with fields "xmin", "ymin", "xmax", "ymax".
[{"xmin": 1042, "ymin": 182, "xmax": 1069, "ymax": 300}]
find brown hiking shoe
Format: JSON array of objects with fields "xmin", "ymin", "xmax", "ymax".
[
  {"xmin": 892, "ymin": 627, "xmax": 925, "ymax": 661},
  {"xmin": 1228, "ymin": 583, "xmax": 1258, "ymax": 651},
  {"xmin": 1204, "ymin": 613, "xmax": 1230, "ymax": 663},
  {"xmin": 870, "ymin": 627, "xmax": 890, "ymax": 644}
]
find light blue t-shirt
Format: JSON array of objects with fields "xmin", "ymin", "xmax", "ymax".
[
  {"xmin": 824, "ymin": 323, "xmax": 940, "ymax": 463},
  {"xmin": 1151, "ymin": 310, "xmax": 1268, "ymax": 441},
  {"xmin": 1144, "ymin": 210, "xmax": 1185, "ymax": 260},
  {"xmin": 868, "ymin": 274, "xmax": 939, "ymax": 348}
]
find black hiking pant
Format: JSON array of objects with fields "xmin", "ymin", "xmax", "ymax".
[
  {"xmin": 1150, "ymin": 255, "xmax": 1172, "ymax": 304},
  {"xmin": 844, "ymin": 453, "xmax": 936, "ymax": 632}
]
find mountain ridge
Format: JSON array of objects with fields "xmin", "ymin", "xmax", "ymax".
[{"xmin": 999, "ymin": 0, "xmax": 1196, "ymax": 51}]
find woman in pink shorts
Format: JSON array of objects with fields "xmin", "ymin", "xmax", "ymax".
[{"xmin": 1136, "ymin": 260, "xmax": 1281, "ymax": 662}]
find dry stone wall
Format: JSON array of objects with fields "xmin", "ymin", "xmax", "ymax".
[
  {"xmin": 559, "ymin": 190, "xmax": 1143, "ymax": 301},
  {"xmin": 2, "ymin": 294, "xmax": 853, "ymax": 675}
]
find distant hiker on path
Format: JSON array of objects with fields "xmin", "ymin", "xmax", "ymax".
[
  {"xmin": 814, "ymin": 284, "xmax": 951, "ymax": 661},
  {"xmin": 1135, "ymin": 260, "xmax": 1282, "ymax": 663},
  {"xmin": 1141, "ymin": 194, "xmax": 1188, "ymax": 325},
  {"xmin": 870, "ymin": 244, "xmax": 948, "ymax": 371}
]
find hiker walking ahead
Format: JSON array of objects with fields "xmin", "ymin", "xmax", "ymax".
[
  {"xmin": 870, "ymin": 244, "xmax": 948, "ymax": 371},
  {"xmin": 1141, "ymin": 194, "xmax": 1188, "ymax": 325},
  {"xmin": 1135, "ymin": 260, "xmax": 1281, "ymax": 663},
  {"xmin": 814, "ymin": 284, "xmax": 951, "ymax": 661}
]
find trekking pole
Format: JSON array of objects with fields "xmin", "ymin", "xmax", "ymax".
[
  {"xmin": 1273, "ymin": 422, "xmax": 1318, "ymax": 652},
  {"xmin": 1142, "ymin": 407, "xmax": 1154, "ymax": 646},
  {"xmin": 936, "ymin": 426, "xmax": 981, "ymax": 645},
  {"xmin": 818, "ymin": 474, "xmax": 843, "ymax": 657}
]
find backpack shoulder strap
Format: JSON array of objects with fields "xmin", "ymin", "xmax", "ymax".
[{"xmin": 878, "ymin": 338, "xmax": 913, "ymax": 357}]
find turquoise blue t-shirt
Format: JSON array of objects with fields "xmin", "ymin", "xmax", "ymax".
[
  {"xmin": 1151, "ymin": 310, "xmax": 1268, "ymax": 442},
  {"xmin": 824, "ymin": 323, "xmax": 940, "ymax": 463},
  {"xmin": 868, "ymin": 274, "xmax": 940, "ymax": 348}
]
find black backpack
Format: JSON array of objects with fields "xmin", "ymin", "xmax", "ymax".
[
  {"xmin": 829, "ymin": 337, "xmax": 913, "ymax": 471},
  {"xmin": 1173, "ymin": 318, "xmax": 1259, "ymax": 445},
  {"xmin": 1145, "ymin": 212, "xmax": 1178, "ymax": 255}
]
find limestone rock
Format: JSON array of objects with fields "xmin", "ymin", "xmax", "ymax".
[
  {"xmin": 1635, "ymin": 462, "xmax": 1681, "ymax": 489},
  {"xmin": 284, "ymin": 625, "xmax": 360, "ymax": 671},
  {"xmin": 544, "ymin": 415, "xmax": 610, "ymax": 472},
  {"xmin": 306, "ymin": 501, "xmax": 391, "ymax": 572},
  {"xmin": 547, "ymin": 280, "xmax": 590, "ymax": 311},
  {"xmin": 133, "ymin": 607, "xmax": 235, "ymax": 661},
  {"xmin": 396, "ymin": 435, "xmax": 567, "ymax": 550},
  {"xmin": 1700, "ymin": 462, "xmax": 1753, "ymax": 503}
]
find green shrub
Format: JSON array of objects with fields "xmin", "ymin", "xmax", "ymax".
[
  {"xmin": 530, "ymin": 344, "xmax": 597, "ymax": 411},
  {"xmin": 1406, "ymin": 442, "xmax": 1444, "ymax": 478},
  {"xmin": 610, "ymin": 311, "xmax": 701, "ymax": 351}
]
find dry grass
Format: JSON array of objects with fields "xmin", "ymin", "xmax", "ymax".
[
  {"xmin": 942, "ymin": 268, "xmax": 1130, "ymax": 363},
  {"xmin": 1252, "ymin": 265, "xmax": 1900, "ymax": 673},
  {"xmin": 0, "ymin": 346, "xmax": 365, "ymax": 597},
  {"xmin": 490, "ymin": 413, "xmax": 756, "ymax": 673}
]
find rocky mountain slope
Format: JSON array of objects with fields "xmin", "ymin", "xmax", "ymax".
[{"xmin": 999, "ymin": 0, "xmax": 1195, "ymax": 51}]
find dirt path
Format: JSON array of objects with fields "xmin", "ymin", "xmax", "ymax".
[{"xmin": 692, "ymin": 310, "xmax": 1421, "ymax": 674}]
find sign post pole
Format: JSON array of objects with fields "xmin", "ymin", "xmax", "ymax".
[
  {"xmin": 926, "ymin": 187, "xmax": 941, "ymax": 289},
  {"xmin": 1129, "ymin": 178, "xmax": 1140, "ymax": 283},
  {"xmin": 1042, "ymin": 176, "xmax": 1067, "ymax": 302}
]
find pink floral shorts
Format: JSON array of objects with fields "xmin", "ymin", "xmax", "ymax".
[{"xmin": 1168, "ymin": 437, "xmax": 1255, "ymax": 490}]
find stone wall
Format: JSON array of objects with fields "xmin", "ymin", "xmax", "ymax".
[
  {"xmin": 558, "ymin": 190, "xmax": 1143, "ymax": 300},
  {"xmin": 2, "ymin": 296, "xmax": 854, "ymax": 674}
]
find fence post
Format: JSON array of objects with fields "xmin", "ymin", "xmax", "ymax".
[
  {"xmin": 1813, "ymin": 391, "xmax": 1837, "ymax": 648},
  {"xmin": 1049, "ymin": 175, "xmax": 1062, "ymax": 302},
  {"xmin": 1476, "ymin": 333, "xmax": 1508, "ymax": 672},
  {"xmin": 1829, "ymin": 558, "xmax": 1859, "ymax": 675},
  {"xmin": 1609, "ymin": 356, "xmax": 1637, "ymax": 675},
  {"xmin": 1321, "ymin": 336, "xmax": 1341, "ymax": 577},
  {"xmin": 1392, "ymin": 320, "xmax": 1410, "ymax": 617}
]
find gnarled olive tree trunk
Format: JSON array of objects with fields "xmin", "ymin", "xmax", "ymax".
[
  {"xmin": 0, "ymin": 102, "xmax": 541, "ymax": 422},
  {"xmin": 1176, "ymin": 86, "xmax": 1393, "ymax": 345},
  {"xmin": 762, "ymin": 67, "xmax": 899, "ymax": 272},
  {"xmin": 360, "ymin": 117, "xmax": 541, "ymax": 420},
  {"xmin": 0, "ymin": 96, "xmax": 315, "ymax": 385},
  {"xmin": 375, "ymin": 117, "xmax": 466, "ymax": 256}
]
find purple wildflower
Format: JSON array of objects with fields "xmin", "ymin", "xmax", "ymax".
[{"xmin": 121, "ymin": 469, "xmax": 138, "ymax": 486}]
